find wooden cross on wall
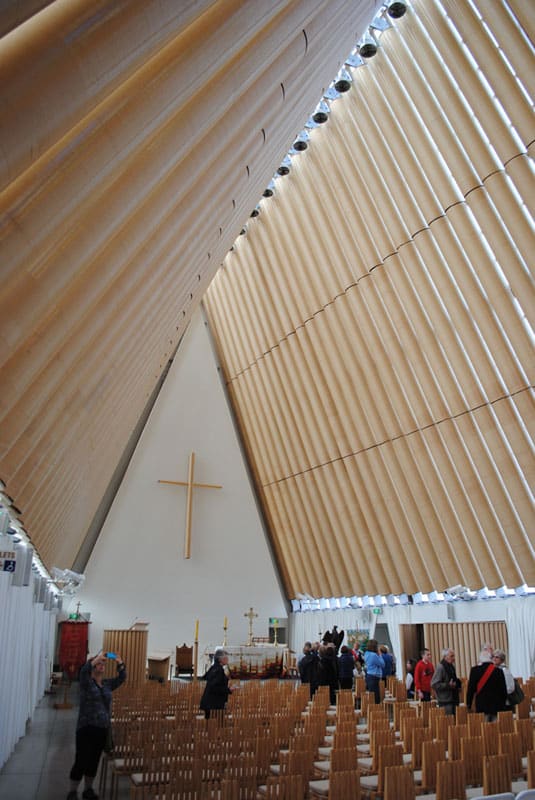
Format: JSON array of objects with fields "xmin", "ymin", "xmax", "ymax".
[{"xmin": 158, "ymin": 452, "xmax": 222, "ymax": 559}]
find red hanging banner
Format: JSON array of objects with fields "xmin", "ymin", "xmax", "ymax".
[{"xmin": 58, "ymin": 621, "xmax": 89, "ymax": 678}]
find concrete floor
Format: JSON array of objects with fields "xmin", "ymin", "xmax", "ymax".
[{"xmin": 0, "ymin": 689, "xmax": 129, "ymax": 800}]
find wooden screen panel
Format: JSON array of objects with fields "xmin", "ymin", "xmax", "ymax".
[
  {"xmin": 423, "ymin": 622, "xmax": 508, "ymax": 680},
  {"xmin": 102, "ymin": 629, "xmax": 148, "ymax": 685}
]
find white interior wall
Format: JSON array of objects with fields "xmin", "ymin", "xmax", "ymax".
[{"xmin": 74, "ymin": 306, "xmax": 287, "ymax": 667}]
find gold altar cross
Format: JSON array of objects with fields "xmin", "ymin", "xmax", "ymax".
[
  {"xmin": 244, "ymin": 606, "xmax": 258, "ymax": 646},
  {"xmin": 158, "ymin": 451, "xmax": 222, "ymax": 559}
]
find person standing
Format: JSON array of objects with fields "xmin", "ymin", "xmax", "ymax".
[
  {"xmin": 414, "ymin": 648, "xmax": 434, "ymax": 701},
  {"xmin": 405, "ymin": 658, "xmax": 417, "ymax": 699},
  {"xmin": 318, "ymin": 643, "xmax": 340, "ymax": 705},
  {"xmin": 492, "ymin": 648, "xmax": 515, "ymax": 707},
  {"xmin": 200, "ymin": 648, "xmax": 233, "ymax": 719},
  {"xmin": 67, "ymin": 651, "xmax": 126, "ymax": 800},
  {"xmin": 364, "ymin": 639, "xmax": 385, "ymax": 704},
  {"xmin": 299, "ymin": 642, "xmax": 320, "ymax": 698},
  {"xmin": 466, "ymin": 648, "xmax": 508, "ymax": 722},
  {"xmin": 431, "ymin": 648, "xmax": 461, "ymax": 716},
  {"xmin": 338, "ymin": 645, "xmax": 356, "ymax": 690},
  {"xmin": 379, "ymin": 645, "xmax": 395, "ymax": 684}
]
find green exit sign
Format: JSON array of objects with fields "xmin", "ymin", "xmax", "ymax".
[
  {"xmin": 68, "ymin": 613, "xmax": 79, "ymax": 619},
  {"xmin": 372, "ymin": 607, "xmax": 383, "ymax": 615},
  {"xmin": 269, "ymin": 618, "xmax": 279, "ymax": 624}
]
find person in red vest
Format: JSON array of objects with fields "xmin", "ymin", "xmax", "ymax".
[
  {"xmin": 414, "ymin": 647, "xmax": 434, "ymax": 701},
  {"xmin": 466, "ymin": 647, "xmax": 508, "ymax": 722}
]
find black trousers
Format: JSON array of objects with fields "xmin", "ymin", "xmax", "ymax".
[{"xmin": 70, "ymin": 725, "xmax": 108, "ymax": 781}]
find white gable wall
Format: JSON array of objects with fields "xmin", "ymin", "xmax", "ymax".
[{"xmin": 75, "ymin": 306, "xmax": 287, "ymax": 664}]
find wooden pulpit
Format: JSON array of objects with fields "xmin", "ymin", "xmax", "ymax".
[{"xmin": 103, "ymin": 625, "xmax": 148, "ymax": 684}]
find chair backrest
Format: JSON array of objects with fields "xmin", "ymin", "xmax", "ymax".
[
  {"xmin": 371, "ymin": 728, "xmax": 397, "ymax": 770},
  {"xmin": 516, "ymin": 694, "xmax": 532, "ymax": 719},
  {"xmin": 460, "ymin": 736, "xmax": 484, "ymax": 786},
  {"xmin": 330, "ymin": 748, "xmax": 358, "ymax": 772},
  {"xmin": 383, "ymin": 764, "xmax": 416, "ymax": 800},
  {"xmin": 527, "ymin": 748, "xmax": 535, "ymax": 788},
  {"xmin": 328, "ymin": 768, "xmax": 361, "ymax": 800},
  {"xmin": 455, "ymin": 705, "xmax": 468, "ymax": 724},
  {"xmin": 411, "ymin": 726, "xmax": 433, "ymax": 770},
  {"xmin": 468, "ymin": 711, "xmax": 486, "ymax": 737},
  {"xmin": 514, "ymin": 718, "xmax": 534, "ymax": 756},
  {"xmin": 435, "ymin": 759, "xmax": 466, "ymax": 800},
  {"xmin": 175, "ymin": 644, "xmax": 193, "ymax": 675},
  {"xmin": 400, "ymin": 715, "xmax": 423, "ymax": 752},
  {"xmin": 481, "ymin": 721, "xmax": 500, "ymax": 755},
  {"xmin": 496, "ymin": 711, "xmax": 514, "ymax": 734},
  {"xmin": 432, "ymin": 713, "xmax": 454, "ymax": 741},
  {"xmin": 377, "ymin": 744, "xmax": 404, "ymax": 794},
  {"xmin": 498, "ymin": 731, "xmax": 522, "ymax": 777},
  {"xmin": 264, "ymin": 774, "xmax": 307, "ymax": 799},
  {"xmin": 421, "ymin": 739, "xmax": 447, "ymax": 792},
  {"xmin": 483, "ymin": 753, "xmax": 513, "ymax": 796},
  {"xmin": 447, "ymin": 723, "xmax": 468, "ymax": 760}
]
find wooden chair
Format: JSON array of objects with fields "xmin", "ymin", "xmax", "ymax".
[
  {"xmin": 260, "ymin": 774, "xmax": 307, "ymax": 798},
  {"xmin": 481, "ymin": 720, "xmax": 500, "ymax": 755},
  {"xmin": 515, "ymin": 718, "xmax": 534, "ymax": 757},
  {"xmin": 432, "ymin": 714, "xmax": 454, "ymax": 742},
  {"xmin": 468, "ymin": 712, "xmax": 486, "ymax": 737},
  {"xmin": 360, "ymin": 743, "xmax": 403, "ymax": 798},
  {"xmin": 383, "ymin": 764, "xmax": 416, "ymax": 800},
  {"xmin": 497, "ymin": 711, "xmax": 515, "ymax": 734},
  {"xmin": 455, "ymin": 705, "xmax": 468, "ymax": 724},
  {"xmin": 448, "ymin": 723, "xmax": 468, "ymax": 760},
  {"xmin": 435, "ymin": 758, "xmax": 466, "ymax": 800},
  {"xmin": 527, "ymin": 748, "xmax": 535, "ymax": 788},
  {"xmin": 400, "ymin": 715, "xmax": 423, "ymax": 753},
  {"xmin": 327, "ymin": 769, "xmax": 361, "ymax": 799},
  {"xmin": 498, "ymin": 731, "xmax": 523, "ymax": 778},
  {"xmin": 411, "ymin": 726, "xmax": 433, "ymax": 772},
  {"xmin": 461, "ymin": 735, "xmax": 484, "ymax": 787},
  {"xmin": 483, "ymin": 753, "xmax": 513, "ymax": 796},
  {"xmin": 175, "ymin": 644, "xmax": 193, "ymax": 678},
  {"xmin": 309, "ymin": 769, "xmax": 362, "ymax": 800},
  {"xmin": 420, "ymin": 739, "xmax": 447, "ymax": 793},
  {"xmin": 516, "ymin": 694, "xmax": 532, "ymax": 720}
]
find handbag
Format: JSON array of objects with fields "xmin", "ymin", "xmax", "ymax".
[{"xmin": 508, "ymin": 679, "xmax": 525, "ymax": 706}]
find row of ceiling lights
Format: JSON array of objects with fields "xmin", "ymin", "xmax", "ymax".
[
  {"xmin": 292, "ymin": 584, "xmax": 534, "ymax": 611},
  {"xmin": 237, "ymin": 1, "xmax": 409, "ymax": 237}
]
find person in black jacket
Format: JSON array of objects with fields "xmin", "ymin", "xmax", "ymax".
[
  {"xmin": 200, "ymin": 648, "xmax": 232, "ymax": 719},
  {"xmin": 299, "ymin": 642, "xmax": 320, "ymax": 698},
  {"xmin": 338, "ymin": 645, "xmax": 356, "ymax": 690},
  {"xmin": 466, "ymin": 649, "xmax": 508, "ymax": 722},
  {"xmin": 318, "ymin": 643, "xmax": 339, "ymax": 704}
]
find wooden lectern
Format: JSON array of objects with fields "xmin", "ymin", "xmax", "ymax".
[{"xmin": 103, "ymin": 624, "xmax": 148, "ymax": 684}]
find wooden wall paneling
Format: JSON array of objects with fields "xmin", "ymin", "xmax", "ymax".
[
  {"xmin": 0, "ymin": 0, "xmax": 218, "ymax": 189},
  {"xmin": 449, "ymin": 199, "xmax": 533, "ymax": 388},
  {"xmin": 424, "ymin": 622, "xmax": 509, "ymax": 680},
  {"xmin": 477, "ymin": 0, "xmax": 535, "ymax": 96},
  {"xmin": 505, "ymin": 0, "xmax": 535, "ymax": 47},
  {"xmin": 417, "ymin": 0, "xmax": 523, "ymax": 164},
  {"xmin": 385, "ymin": 255, "xmax": 451, "ymax": 421},
  {"xmin": 411, "ymin": 226, "xmax": 492, "ymax": 409},
  {"xmin": 442, "ymin": 0, "xmax": 533, "ymax": 144},
  {"xmin": 102, "ymin": 628, "xmax": 148, "ymax": 686},
  {"xmin": 439, "ymin": 417, "xmax": 510, "ymax": 589},
  {"xmin": 419, "ymin": 425, "xmax": 494, "ymax": 591},
  {"xmin": 478, "ymin": 397, "xmax": 535, "ymax": 541}
]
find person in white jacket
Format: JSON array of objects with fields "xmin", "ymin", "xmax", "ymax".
[{"xmin": 492, "ymin": 648, "xmax": 515, "ymax": 699}]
